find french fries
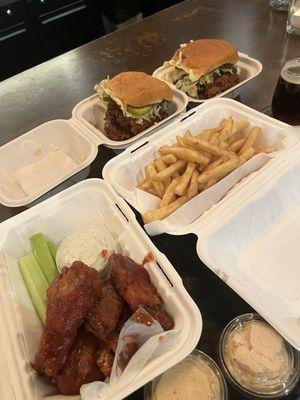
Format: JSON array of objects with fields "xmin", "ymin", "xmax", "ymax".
[
  {"xmin": 197, "ymin": 157, "xmax": 240, "ymax": 185},
  {"xmin": 143, "ymin": 196, "xmax": 188, "ymax": 224},
  {"xmin": 160, "ymin": 176, "xmax": 181, "ymax": 207},
  {"xmin": 160, "ymin": 154, "xmax": 178, "ymax": 165},
  {"xmin": 187, "ymin": 170, "xmax": 199, "ymax": 199},
  {"xmin": 238, "ymin": 127, "xmax": 261, "ymax": 154},
  {"xmin": 151, "ymin": 160, "xmax": 186, "ymax": 182},
  {"xmin": 159, "ymin": 145, "xmax": 209, "ymax": 166},
  {"xmin": 137, "ymin": 116, "xmax": 277, "ymax": 223},
  {"xmin": 175, "ymin": 162, "xmax": 195, "ymax": 196}
]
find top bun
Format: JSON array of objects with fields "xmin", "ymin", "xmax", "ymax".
[
  {"xmin": 170, "ymin": 39, "xmax": 238, "ymax": 81},
  {"xmin": 106, "ymin": 71, "xmax": 173, "ymax": 107}
]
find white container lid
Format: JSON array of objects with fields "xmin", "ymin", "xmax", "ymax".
[{"xmin": 0, "ymin": 119, "xmax": 98, "ymax": 207}]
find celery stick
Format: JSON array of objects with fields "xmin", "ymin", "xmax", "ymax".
[
  {"xmin": 30, "ymin": 233, "xmax": 58, "ymax": 284},
  {"xmin": 18, "ymin": 253, "xmax": 47, "ymax": 324},
  {"xmin": 47, "ymin": 240, "xmax": 57, "ymax": 262}
]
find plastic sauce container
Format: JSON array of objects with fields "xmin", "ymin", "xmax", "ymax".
[
  {"xmin": 56, "ymin": 227, "xmax": 117, "ymax": 272},
  {"xmin": 219, "ymin": 313, "xmax": 300, "ymax": 398},
  {"xmin": 144, "ymin": 349, "xmax": 228, "ymax": 400}
]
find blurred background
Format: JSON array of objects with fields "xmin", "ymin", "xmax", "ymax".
[{"xmin": 0, "ymin": 0, "xmax": 182, "ymax": 81}]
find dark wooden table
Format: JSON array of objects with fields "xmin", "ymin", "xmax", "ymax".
[{"xmin": 1, "ymin": 0, "xmax": 300, "ymax": 398}]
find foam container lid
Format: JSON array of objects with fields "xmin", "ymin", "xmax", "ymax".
[
  {"xmin": 0, "ymin": 85, "xmax": 187, "ymax": 208},
  {"xmin": 103, "ymin": 98, "xmax": 300, "ymax": 349},
  {"xmin": 0, "ymin": 119, "xmax": 98, "ymax": 208},
  {"xmin": 0, "ymin": 178, "xmax": 202, "ymax": 400},
  {"xmin": 153, "ymin": 52, "xmax": 262, "ymax": 103}
]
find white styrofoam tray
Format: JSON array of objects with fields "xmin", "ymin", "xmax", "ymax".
[
  {"xmin": 102, "ymin": 98, "xmax": 292, "ymax": 234},
  {"xmin": 0, "ymin": 85, "xmax": 187, "ymax": 208},
  {"xmin": 72, "ymin": 88, "xmax": 188, "ymax": 149},
  {"xmin": 0, "ymin": 119, "xmax": 98, "ymax": 208},
  {"xmin": 0, "ymin": 178, "xmax": 202, "ymax": 400},
  {"xmin": 153, "ymin": 52, "xmax": 262, "ymax": 103},
  {"xmin": 103, "ymin": 97, "xmax": 300, "ymax": 350}
]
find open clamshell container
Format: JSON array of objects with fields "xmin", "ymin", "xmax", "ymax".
[
  {"xmin": 0, "ymin": 87, "xmax": 188, "ymax": 208},
  {"xmin": 0, "ymin": 178, "xmax": 201, "ymax": 400},
  {"xmin": 103, "ymin": 98, "xmax": 300, "ymax": 350},
  {"xmin": 153, "ymin": 52, "xmax": 262, "ymax": 103}
]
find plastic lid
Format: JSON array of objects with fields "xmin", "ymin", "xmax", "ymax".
[
  {"xmin": 219, "ymin": 313, "xmax": 300, "ymax": 398},
  {"xmin": 144, "ymin": 349, "xmax": 228, "ymax": 400}
]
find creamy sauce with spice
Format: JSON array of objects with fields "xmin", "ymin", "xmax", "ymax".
[
  {"xmin": 152, "ymin": 356, "xmax": 221, "ymax": 400},
  {"xmin": 223, "ymin": 320, "xmax": 292, "ymax": 393}
]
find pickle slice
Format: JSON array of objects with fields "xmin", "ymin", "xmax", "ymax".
[
  {"xmin": 102, "ymin": 91, "xmax": 112, "ymax": 102},
  {"xmin": 127, "ymin": 105, "xmax": 151, "ymax": 116}
]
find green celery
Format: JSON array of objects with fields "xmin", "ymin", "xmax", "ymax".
[
  {"xmin": 47, "ymin": 240, "xmax": 57, "ymax": 262},
  {"xmin": 18, "ymin": 253, "xmax": 47, "ymax": 324},
  {"xmin": 30, "ymin": 233, "xmax": 58, "ymax": 284}
]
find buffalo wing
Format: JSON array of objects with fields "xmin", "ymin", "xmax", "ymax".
[
  {"xmin": 55, "ymin": 330, "xmax": 103, "ymax": 395},
  {"xmin": 33, "ymin": 261, "xmax": 102, "ymax": 376},
  {"xmin": 109, "ymin": 254, "xmax": 174, "ymax": 330},
  {"xmin": 85, "ymin": 280, "xmax": 124, "ymax": 343}
]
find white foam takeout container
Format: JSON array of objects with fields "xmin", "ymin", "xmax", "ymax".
[
  {"xmin": 153, "ymin": 52, "xmax": 262, "ymax": 103},
  {"xmin": 103, "ymin": 98, "xmax": 300, "ymax": 350},
  {"xmin": 0, "ymin": 87, "xmax": 188, "ymax": 208},
  {"xmin": 72, "ymin": 90, "xmax": 188, "ymax": 149},
  {"xmin": 0, "ymin": 178, "xmax": 202, "ymax": 400}
]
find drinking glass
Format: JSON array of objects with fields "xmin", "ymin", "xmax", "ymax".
[
  {"xmin": 269, "ymin": 0, "xmax": 289, "ymax": 11},
  {"xmin": 271, "ymin": 58, "xmax": 300, "ymax": 125},
  {"xmin": 287, "ymin": 0, "xmax": 300, "ymax": 35}
]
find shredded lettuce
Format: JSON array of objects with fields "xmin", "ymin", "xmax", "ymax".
[
  {"xmin": 95, "ymin": 82, "xmax": 111, "ymax": 109},
  {"xmin": 95, "ymin": 79, "xmax": 170, "ymax": 121},
  {"xmin": 166, "ymin": 64, "xmax": 236, "ymax": 97}
]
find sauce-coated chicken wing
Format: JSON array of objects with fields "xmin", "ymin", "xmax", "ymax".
[
  {"xmin": 33, "ymin": 261, "xmax": 102, "ymax": 376},
  {"xmin": 55, "ymin": 330, "xmax": 103, "ymax": 395},
  {"xmin": 109, "ymin": 254, "xmax": 174, "ymax": 330},
  {"xmin": 85, "ymin": 280, "xmax": 124, "ymax": 343}
]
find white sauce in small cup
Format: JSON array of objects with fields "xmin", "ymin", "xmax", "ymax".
[{"xmin": 56, "ymin": 228, "xmax": 116, "ymax": 271}]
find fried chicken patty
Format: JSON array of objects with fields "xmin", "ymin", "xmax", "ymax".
[{"xmin": 104, "ymin": 101, "xmax": 168, "ymax": 141}]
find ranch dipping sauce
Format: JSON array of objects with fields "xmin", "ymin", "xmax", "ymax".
[
  {"xmin": 145, "ymin": 350, "xmax": 228, "ymax": 400},
  {"xmin": 220, "ymin": 314, "xmax": 300, "ymax": 398},
  {"xmin": 56, "ymin": 228, "xmax": 117, "ymax": 271}
]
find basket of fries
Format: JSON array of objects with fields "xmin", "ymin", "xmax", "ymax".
[{"xmin": 103, "ymin": 98, "xmax": 297, "ymax": 235}]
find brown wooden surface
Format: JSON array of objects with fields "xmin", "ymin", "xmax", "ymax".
[{"xmin": 1, "ymin": 1, "xmax": 300, "ymax": 399}]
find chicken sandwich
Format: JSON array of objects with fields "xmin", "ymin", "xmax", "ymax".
[
  {"xmin": 164, "ymin": 39, "xmax": 239, "ymax": 100},
  {"xmin": 95, "ymin": 71, "xmax": 173, "ymax": 141}
]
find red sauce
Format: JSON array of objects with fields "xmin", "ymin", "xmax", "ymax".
[
  {"xmin": 117, "ymin": 334, "xmax": 139, "ymax": 371},
  {"xmin": 100, "ymin": 249, "xmax": 108, "ymax": 259},
  {"xmin": 142, "ymin": 252, "xmax": 155, "ymax": 266},
  {"xmin": 132, "ymin": 308, "xmax": 154, "ymax": 326}
]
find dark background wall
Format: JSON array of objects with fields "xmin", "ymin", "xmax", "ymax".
[{"xmin": 0, "ymin": 0, "xmax": 182, "ymax": 81}]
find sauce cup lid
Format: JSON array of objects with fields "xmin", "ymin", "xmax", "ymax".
[{"xmin": 219, "ymin": 313, "xmax": 300, "ymax": 398}]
